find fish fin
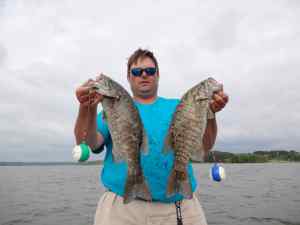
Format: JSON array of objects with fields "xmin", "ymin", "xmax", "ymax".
[
  {"xmin": 123, "ymin": 174, "xmax": 152, "ymax": 204},
  {"xmin": 162, "ymin": 131, "xmax": 173, "ymax": 154},
  {"xmin": 166, "ymin": 168, "xmax": 193, "ymax": 199},
  {"xmin": 140, "ymin": 128, "xmax": 149, "ymax": 154}
]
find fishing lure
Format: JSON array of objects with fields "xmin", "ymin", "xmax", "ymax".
[
  {"xmin": 73, "ymin": 142, "xmax": 90, "ymax": 162},
  {"xmin": 209, "ymin": 151, "xmax": 226, "ymax": 182},
  {"xmin": 72, "ymin": 86, "xmax": 94, "ymax": 162},
  {"xmin": 210, "ymin": 163, "xmax": 226, "ymax": 182}
]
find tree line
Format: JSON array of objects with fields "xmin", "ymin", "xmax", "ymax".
[{"xmin": 201, "ymin": 150, "xmax": 300, "ymax": 163}]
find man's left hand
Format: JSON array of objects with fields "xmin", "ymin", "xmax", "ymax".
[{"xmin": 210, "ymin": 87, "xmax": 229, "ymax": 113}]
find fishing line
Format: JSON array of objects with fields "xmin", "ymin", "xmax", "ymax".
[{"xmin": 72, "ymin": 87, "xmax": 93, "ymax": 162}]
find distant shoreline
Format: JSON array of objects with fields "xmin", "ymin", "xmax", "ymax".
[
  {"xmin": 0, "ymin": 160, "xmax": 104, "ymax": 166},
  {"xmin": 0, "ymin": 161, "xmax": 298, "ymax": 167},
  {"xmin": 1, "ymin": 150, "xmax": 299, "ymax": 166},
  {"xmin": 201, "ymin": 150, "xmax": 300, "ymax": 163}
]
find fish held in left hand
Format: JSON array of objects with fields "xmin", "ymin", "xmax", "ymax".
[{"xmin": 163, "ymin": 77, "xmax": 222, "ymax": 199}]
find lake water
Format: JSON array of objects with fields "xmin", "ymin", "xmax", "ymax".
[{"xmin": 0, "ymin": 163, "xmax": 299, "ymax": 225}]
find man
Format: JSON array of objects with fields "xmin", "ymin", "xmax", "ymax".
[{"xmin": 74, "ymin": 49, "xmax": 228, "ymax": 225}]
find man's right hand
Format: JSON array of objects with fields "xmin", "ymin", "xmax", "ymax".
[
  {"xmin": 74, "ymin": 78, "xmax": 105, "ymax": 149},
  {"xmin": 75, "ymin": 79, "xmax": 104, "ymax": 107}
]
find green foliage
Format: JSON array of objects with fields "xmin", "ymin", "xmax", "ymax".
[{"xmin": 202, "ymin": 150, "xmax": 300, "ymax": 163}]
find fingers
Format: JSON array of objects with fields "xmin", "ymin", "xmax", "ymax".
[
  {"xmin": 78, "ymin": 93, "xmax": 95, "ymax": 104},
  {"xmin": 215, "ymin": 91, "xmax": 228, "ymax": 104},
  {"xmin": 76, "ymin": 79, "xmax": 94, "ymax": 94},
  {"xmin": 79, "ymin": 94, "xmax": 102, "ymax": 106},
  {"xmin": 90, "ymin": 93, "xmax": 104, "ymax": 106},
  {"xmin": 219, "ymin": 90, "xmax": 229, "ymax": 103},
  {"xmin": 210, "ymin": 90, "xmax": 229, "ymax": 113},
  {"xmin": 78, "ymin": 91, "xmax": 103, "ymax": 104},
  {"xmin": 76, "ymin": 78, "xmax": 103, "ymax": 106}
]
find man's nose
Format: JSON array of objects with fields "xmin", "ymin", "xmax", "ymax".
[{"xmin": 141, "ymin": 71, "xmax": 148, "ymax": 78}]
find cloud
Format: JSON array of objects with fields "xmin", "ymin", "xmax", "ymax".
[
  {"xmin": 0, "ymin": 43, "xmax": 7, "ymax": 67},
  {"xmin": 0, "ymin": 0, "xmax": 299, "ymax": 161}
]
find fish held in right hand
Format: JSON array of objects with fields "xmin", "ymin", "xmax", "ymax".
[{"xmin": 93, "ymin": 73, "xmax": 151, "ymax": 203}]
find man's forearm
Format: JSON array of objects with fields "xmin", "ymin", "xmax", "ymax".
[
  {"xmin": 202, "ymin": 118, "xmax": 217, "ymax": 152},
  {"xmin": 74, "ymin": 105, "xmax": 102, "ymax": 150}
]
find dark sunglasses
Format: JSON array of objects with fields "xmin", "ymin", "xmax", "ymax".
[{"xmin": 131, "ymin": 67, "xmax": 157, "ymax": 77}]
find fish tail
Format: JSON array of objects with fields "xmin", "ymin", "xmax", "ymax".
[
  {"xmin": 166, "ymin": 168, "xmax": 193, "ymax": 199},
  {"xmin": 123, "ymin": 174, "xmax": 152, "ymax": 204}
]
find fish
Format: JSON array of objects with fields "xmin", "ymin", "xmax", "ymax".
[
  {"xmin": 91, "ymin": 73, "xmax": 151, "ymax": 204},
  {"xmin": 163, "ymin": 77, "xmax": 222, "ymax": 199}
]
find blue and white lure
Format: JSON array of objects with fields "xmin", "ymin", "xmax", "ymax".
[
  {"xmin": 209, "ymin": 152, "xmax": 226, "ymax": 182},
  {"xmin": 210, "ymin": 163, "xmax": 226, "ymax": 182}
]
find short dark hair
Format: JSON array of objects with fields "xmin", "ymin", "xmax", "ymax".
[{"xmin": 127, "ymin": 48, "xmax": 159, "ymax": 77}]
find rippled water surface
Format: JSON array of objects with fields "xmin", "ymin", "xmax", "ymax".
[{"xmin": 0, "ymin": 163, "xmax": 299, "ymax": 225}]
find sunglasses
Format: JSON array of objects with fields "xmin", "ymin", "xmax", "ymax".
[{"xmin": 131, "ymin": 67, "xmax": 157, "ymax": 77}]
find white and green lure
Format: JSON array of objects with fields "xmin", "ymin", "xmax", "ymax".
[
  {"xmin": 72, "ymin": 85, "xmax": 97, "ymax": 162},
  {"xmin": 72, "ymin": 142, "xmax": 91, "ymax": 162}
]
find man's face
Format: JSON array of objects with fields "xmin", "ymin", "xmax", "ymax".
[{"xmin": 128, "ymin": 57, "xmax": 159, "ymax": 99}]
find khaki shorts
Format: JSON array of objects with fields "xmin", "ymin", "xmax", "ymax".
[{"xmin": 93, "ymin": 191, "xmax": 208, "ymax": 225}]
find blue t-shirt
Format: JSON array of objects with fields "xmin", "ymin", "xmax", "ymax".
[{"xmin": 96, "ymin": 96, "xmax": 197, "ymax": 203}]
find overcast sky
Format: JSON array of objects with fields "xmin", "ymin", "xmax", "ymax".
[{"xmin": 0, "ymin": 0, "xmax": 299, "ymax": 162}]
